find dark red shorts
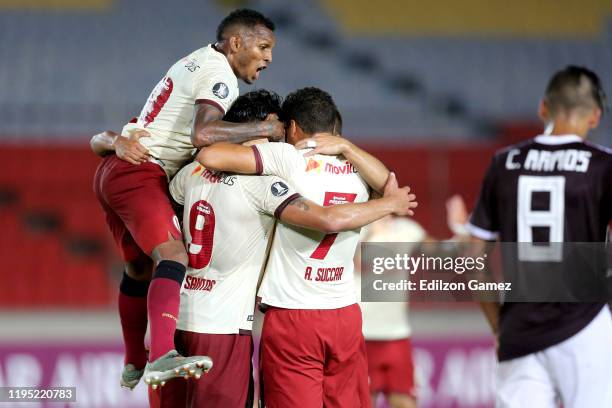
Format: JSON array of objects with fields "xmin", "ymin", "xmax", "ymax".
[
  {"xmin": 260, "ymin": 303, "xmax": 370, "ymax": 408},
  {"xmin": 149, "ymin": 331, "xmax": 254, "ymax": 408},
  {"xmin": 365, "ymin": 338, "xmax": 416, "ymax": 398},
  {"xmin": 93, "ymin": 155, "xmax": 181, "ymax": 261}
]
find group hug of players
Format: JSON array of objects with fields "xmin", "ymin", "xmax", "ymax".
[{"xmin": 91, "ymin": 8, "xmax": 612, "ymax": 408}]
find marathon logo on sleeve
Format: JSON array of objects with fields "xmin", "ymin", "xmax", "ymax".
[{"xmin": 183, "ymin": 276, "xmax": 216, "ymax": 292}]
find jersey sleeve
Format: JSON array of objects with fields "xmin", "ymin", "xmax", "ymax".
[
  {"xmin": 467, "ymin": 155, "xmax": 500, "ymax": 241},
  {"xmin": 169, "ymin": 162, "xmax": 198, "ymax": 205},
  {"xmin": 251, "ymin": 143, "xmax": 302, "ymax": 180},
  {"xmin": 240, "ymin": 175, "xmax": 301, "ymax": 218},
  {"xmin": 193, "ymin": 57, "xmax": 239, "ymax": 115}
]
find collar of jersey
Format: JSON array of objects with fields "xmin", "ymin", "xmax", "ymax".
[
  {"xmin": 534, "ymin": 134, "xmax": 583, "ymax": 145},
  {"xmin": 209, "ymin": 44, "xmax": 232, "ymax": 70}
]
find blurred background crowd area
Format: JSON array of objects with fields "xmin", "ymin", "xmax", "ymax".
[{"xmin": 0, "ymin": 1, "xmax": 610, "ymax": 407}]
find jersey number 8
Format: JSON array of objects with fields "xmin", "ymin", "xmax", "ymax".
[{"xmin": 517, "ymin": 175, "xmax": 565, "ymax": 262}]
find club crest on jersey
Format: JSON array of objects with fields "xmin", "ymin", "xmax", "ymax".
[
  {"xmin": 271, "ymin": 182, "xmax": 289, "ymax": 197},
  {"xmin": 212, "ymin": 82, "xmax": 229, "ymax": 99}
]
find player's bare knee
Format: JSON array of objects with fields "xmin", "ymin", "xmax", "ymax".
[{"xmin": 152, "ymin": 240, "xmax": 188, "ymax": 266}]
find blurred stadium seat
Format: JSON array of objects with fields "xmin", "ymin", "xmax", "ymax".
[
  {"xmin": 0, "ymin": 0, "xmax": 609, "ymax": 141},
  {"xmin": 0, "ymin": 145, "xmax": 112, "ymax": 308}
]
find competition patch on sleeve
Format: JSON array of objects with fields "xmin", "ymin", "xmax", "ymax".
[
  {"xmin": 271, "ymin": 181, "xmax": 289, "ymax": 197},
  {"xmin": 212, "ymin": 82, "xmax": 229, "ymax": 99}
]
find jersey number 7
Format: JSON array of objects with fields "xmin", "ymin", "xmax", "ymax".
[{"xmin": 310, "ymin": 192, "xmax": 357, "ymax": 260}]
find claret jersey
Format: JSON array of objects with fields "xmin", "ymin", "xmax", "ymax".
[
  {"xmin": 122, "ymin": 45, "xmax": 239, "ymax": 178},
  {"xmin": 169, "ymin": 161, "xmax": 299, "ymax": 333},
  {"xmin": 468, "ymin": 134, "xmax": 612, "ymax": 361},
  {"xmin": 253, "ymin": 143, "xmax": 371, "ymax": 309}
]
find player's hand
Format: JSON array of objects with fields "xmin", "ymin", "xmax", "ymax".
[
  {"xmin": 294, "ymin": 134, "xmax": 350, "ymax": 157},
  {"xmin": 264, "ymin": 114, "xmax": 285, "ymax": 142},
  {"xmin": 114, "ymin": 130, "xmax": 151, "ymax": 165},
  {"xmin": 446, "ymin": 194, "xmax": 469, "ymax": 236},
  {"xmin": 383, "ymin": 172, "xmax": 418, "ymax": 216}
]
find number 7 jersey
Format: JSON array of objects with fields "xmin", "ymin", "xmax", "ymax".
[{"xmin": 252, "ymin": 143, "xmax": 371, "ymax": 309}]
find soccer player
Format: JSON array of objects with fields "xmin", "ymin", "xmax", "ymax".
[
  {"xmin": 356, "ymin": 196, "xmax": 470, "ymax": 408},
  {"xmin": 151, "ymin": 89, "xmax": 417, "ymax": 407},
  {"xmin": 357, "ymin": 216, "xmax": 424, "ymax": 408},
  {"xmin": 467, "ymin": 66, "xmax": 612, "ymax": 407},
  {"xmin": 198, "ymin": 87, "xmax": 415, "ymax": 408},
  {"xmin": 90, "ymin": 9, "xmax": 284, "ymax": 389}
]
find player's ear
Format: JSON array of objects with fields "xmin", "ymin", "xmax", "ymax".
[
  {"xmin": 229, "ymin": 34, "xmax": 242, "ymax": 53},
  {"xmin": 587, "ymin": 107, "xmax": 602, "ymax": 130},
  {"xmin": 286, "ymin": 119, "xmax": 297, "ymax": 142}
]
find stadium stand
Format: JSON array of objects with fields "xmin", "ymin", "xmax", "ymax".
[
  {"xmin": 0, "ymin": 0, "xmax": 610, "ymax": 142},
  {"xmin": 0, "ymin": 0, "xmax": 609, "ymax": 308}
]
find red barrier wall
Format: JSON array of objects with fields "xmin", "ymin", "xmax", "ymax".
[{"xmin": 0, "ymin": 141, "xmax": 504, "ymax": 307}]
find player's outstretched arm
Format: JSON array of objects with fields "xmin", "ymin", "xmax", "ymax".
[
  {"xmin": 192, "ymin": 104, "xmax": 284, "ymax": 148},
  {"xmin": 196, "ymin": 143, "xmax": 258, "ymax": 173},
  {"xmin": 279, "ymin": 173, "xmax": 417, "ymax": 233},
  {"xmin": 294, "ymin": 134, "xmax": 388, "ymax": 193},
  {"xmin": 90, "ymin": 130, "xmax": 150, "ymax": 165},
  {"xmin": 466, "ymin": 235, "xmax": 500, "ymax": 336}
]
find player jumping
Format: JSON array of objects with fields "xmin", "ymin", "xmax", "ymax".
[{"xmin": 90, "ymin": 9, "xmax": 283, "ymax": 389}]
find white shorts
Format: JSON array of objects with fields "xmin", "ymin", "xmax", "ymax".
[{"xmin": 496, "ymin": 305, "xmax": 612, "ymax": 408}]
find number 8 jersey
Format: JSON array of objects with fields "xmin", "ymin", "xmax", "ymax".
[
  {"xmin": 467, "ymin": 134, "xmax": 612, "ymax": 361},
  {"xmin": 252, "ymin": 143, "xmax": 370, "ymax": 310},
  {"xmin": 468, "ymin": 134, "xmax": 611, "ymax": 243}
]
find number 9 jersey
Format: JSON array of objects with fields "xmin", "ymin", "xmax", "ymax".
[{"xmin": 169, "ymin": 162, "xmax": 300, "ymax": 334}]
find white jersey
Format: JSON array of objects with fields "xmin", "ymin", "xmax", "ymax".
[
  {"xmin": 169, "ymin": 161, "xmax": 299, "ymax": 334},
  {"xmin": 254, "ymin": 143, "xmax": 370, "ymax": 309},
  {"xmin": 357, "ymin": 217, "xmax": 426, "ymax": 340},
  {"xmin": 121, "ymin": 45, "xmax": 239, "ymax": 178}
]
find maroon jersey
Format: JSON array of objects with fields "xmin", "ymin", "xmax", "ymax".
[{"xmin": 468, "ymin": 134, "xmax": 612, "ymax": 361}]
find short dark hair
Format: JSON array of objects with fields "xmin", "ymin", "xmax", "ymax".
[
  {"xmin": 223, "ymin": 89, "xmax": 281, "ymax": 123},
  {"xmin": 281, "ymin": 87, "xmax": 338, "ymax": 134},
  {"xmin": 216, "ymin": 9, "xmax": 275, "ymax": 42},
  {"xmin": 544, "ymin": 65, "xmax": 607, "ymax": 117}
]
